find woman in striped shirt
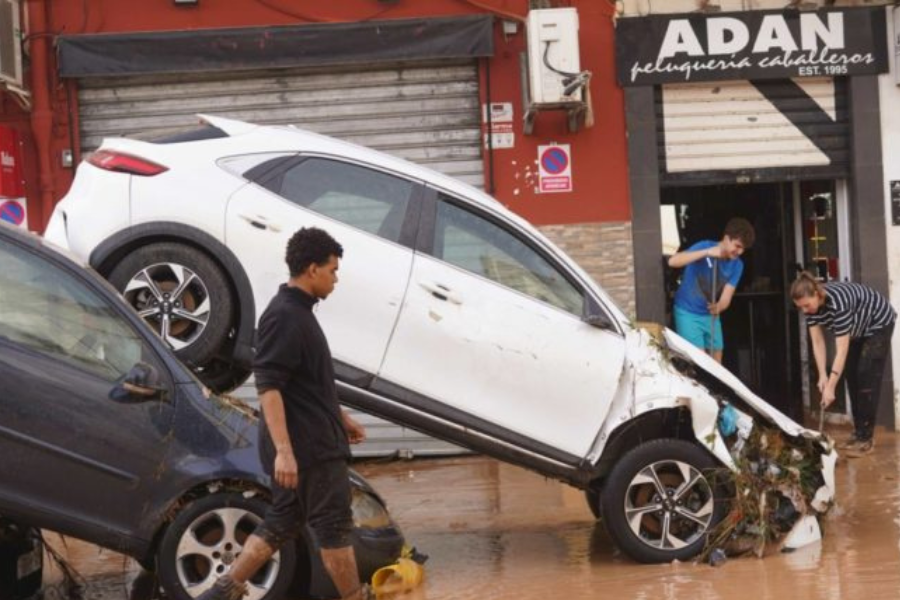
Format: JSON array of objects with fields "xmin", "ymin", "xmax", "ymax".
[{"xmin": 791, "ymin": 272, "xmax": 896, "ymax": 457}]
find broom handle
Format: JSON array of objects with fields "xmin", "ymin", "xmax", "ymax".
[{"xmin": 709, "ymin": 254, "xmax": 718, "ymax": 354}]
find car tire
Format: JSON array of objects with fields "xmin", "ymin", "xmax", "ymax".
[
  {"xmin": 109, "ymin": 243, "xmax": 235, "ymax": 370},
  {"xmin": 196, "ymin": 358, "xmax": 253, "ymax": 396},
  {"xmin": 600, "ymin": 439, "xmax": 728, "ymax": 564},
  {"xmin": 584, "ymin": 486, "xmax": 601, "ymax": 520},
  {"xmin": 157, "ymin": 492, "xmax": 296, "ymax": 600}
]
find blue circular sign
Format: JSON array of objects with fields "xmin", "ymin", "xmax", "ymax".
[
  {"xmin": 541, "ymin": 147, "xmax": 569, "ymax": 174},
  {"xmin": 0, "ymin": 200, "xmax": 24, "ymax": 226}
]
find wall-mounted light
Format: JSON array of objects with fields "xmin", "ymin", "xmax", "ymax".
[{"xmin": 174, "ymin": 0, "xmax": 198, "ymax": 5}]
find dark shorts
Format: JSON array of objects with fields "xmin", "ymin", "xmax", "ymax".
[{"xmin": 254, "ymin": 459, "xmax": 354, "ymax": 550}]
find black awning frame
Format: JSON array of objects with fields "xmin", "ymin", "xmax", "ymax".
[{"xmin": 58, "ymin": 14, "xmax": 493, "ymax": 78}]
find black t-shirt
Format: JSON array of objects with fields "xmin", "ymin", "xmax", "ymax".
[{"xmin": 253, "ymin": 284, "xmax": 350, "ymax": 468}]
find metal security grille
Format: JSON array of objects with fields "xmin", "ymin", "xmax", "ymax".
[
  {"xmin": 76, "ymin": 61, "xmax": 481, "ymax": 457},
  {"xmin": 658, "ymin": 77, "xmax": 849, "ymax": 185},
  {"xmin": 77, "ymin": 61, "xmax": 484, "ymax": 188}
]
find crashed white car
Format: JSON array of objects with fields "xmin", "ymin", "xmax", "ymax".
[{"xmin": 45, "ymin": 115, "xmax": 835, "ymax": 563}]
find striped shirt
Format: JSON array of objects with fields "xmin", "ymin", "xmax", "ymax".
[{"xmin": 805, "ymin": 282, "xmax": 896, "ymax": 338}]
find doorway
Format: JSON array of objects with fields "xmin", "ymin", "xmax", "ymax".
[{"xmin": 661, "ymin": 183, "xmax": 803, "ymax": 419}]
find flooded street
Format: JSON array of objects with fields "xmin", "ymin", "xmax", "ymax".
[{"xmin": 43, "ymin": 428, "xmax": 900, "ymax": 599}]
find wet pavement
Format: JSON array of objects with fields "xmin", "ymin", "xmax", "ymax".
[{"xmin": 42, "ymin": 427, "xmax": 900, "ymax": 599}]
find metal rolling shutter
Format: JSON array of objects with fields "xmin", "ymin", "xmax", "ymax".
[
  {"xmin": 77, "ymin": 61, "xmax": 484, "ymax": 187},
  {"xmin": 78, "ymin": 61, "xmax": 479, "ymax": 457},
  {"xmin": 658, "ymin": 77, "xmax": 849, "ymax": 185}
]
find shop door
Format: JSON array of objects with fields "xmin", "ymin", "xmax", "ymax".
[
  {"xmin": 661, "ymin": 183, "xmax": 800, "ymax": 419},
  {"xmin": 792, "ymin": 180, "xmax": 853, "ymax": 425}
]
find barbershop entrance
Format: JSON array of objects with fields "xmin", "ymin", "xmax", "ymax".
[{"xmin": 661, "ymin": 180, "xmax": 849, "ymax": 422}]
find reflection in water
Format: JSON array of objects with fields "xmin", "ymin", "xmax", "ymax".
[{"xmin": 42, "ymin": 430, "xmax": 900, "ymax": 599}]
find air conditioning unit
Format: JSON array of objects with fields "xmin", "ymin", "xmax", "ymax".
[
  {"xmin": 526, "ymin": 8, "xmax": 582, "ymax": 105},
  {"xmin": 0, "ymin": 0, "xmax": 22, "ymax": 90}
]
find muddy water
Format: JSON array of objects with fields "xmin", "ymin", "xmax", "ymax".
[{"xmin": 43, "ymin": 429, "xmax": 900, "ymax": 599}]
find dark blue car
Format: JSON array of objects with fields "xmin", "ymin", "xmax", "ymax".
[{"xmin": 0, "ymin": 222, "xmax": 403, "ymax": 599}]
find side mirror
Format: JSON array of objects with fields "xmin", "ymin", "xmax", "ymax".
[
  {"xmin": 111, "ymin": 362, "xmax": 167, "ymax": 403},
  {"xmin": 582, "ymin": 295, "xmax": 616, "ymax": 331}
]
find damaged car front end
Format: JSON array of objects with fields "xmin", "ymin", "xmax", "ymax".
[{"xmin": 584, "ymin": 326, "xmax": 835, "ymax": 564}]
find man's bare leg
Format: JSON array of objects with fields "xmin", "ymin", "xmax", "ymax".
[
  {"xmin": 230, "ymin": 534, "xmax": 277, "ymax": 583},
  {"xmin": 196, "ymin": 534, "xmax": 277, "ymax": 600},
  {"xmin": 320, "ymin": 546, "xmax": 365, "ymax": 600}
]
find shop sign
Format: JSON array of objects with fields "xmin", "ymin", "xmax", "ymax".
[
  {"xmin": 616, "ymin": 8, "xmax": 887, "ymax": 86},
  {"xmin": 0, "ymin": 126, "xmax": 24, "ymax": 199}
]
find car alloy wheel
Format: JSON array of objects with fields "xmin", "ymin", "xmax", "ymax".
[
  {"xmin": 175, "ymin": 507, "xmax": 276, "ymax": 599},
  {"xmin": 108, "ymin": 242, "xmax": 236, "ymax": 376},
  {"xmin": 124, "ymin": 261, "xmax": 211, "ymax": 351},
  {"xmin": 158, "ymin": 493, "xmax": 296, "ymax": 600},
  {"xmin": 600, "ymin": 439, "xmax": 727, "ymax": 563},
  {"xmin": 622, "ymin": 459, "xmax": 715, "ymax": 551}
]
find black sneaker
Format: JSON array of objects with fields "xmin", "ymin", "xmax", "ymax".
[{"xmin": 196, "ymin": 576, "xmax": 248, "ymax": 600}]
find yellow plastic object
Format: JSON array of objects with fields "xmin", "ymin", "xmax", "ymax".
[{"xmin": 370, "ymin": 557, "xmax": 425, "ymax": 597}]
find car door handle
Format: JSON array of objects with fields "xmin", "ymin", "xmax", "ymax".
[
  {"xmin": 238, "ymin": 213, "xmax": 282, "ymax": 233},
  {"xmin": 418, "ymin": 280, "xmax": 462, "ymax": 304}
]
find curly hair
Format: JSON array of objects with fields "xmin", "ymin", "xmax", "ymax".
[{"xmin": 285, "ymin": 227, "xmax": 344, "ymax": 277}]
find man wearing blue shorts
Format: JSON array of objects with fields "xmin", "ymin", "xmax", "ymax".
[{"xmin": 668, "ymin": 218, "xmax": 755, "ymax": 363}]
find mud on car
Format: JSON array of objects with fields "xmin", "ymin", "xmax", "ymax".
[
  {"xmin": 0, "ymin": 222, "xmax": 403, "ymax": 599},
  {"xmin": 46, "ymin": 115, "xmax": 835, "ymax": 563}
]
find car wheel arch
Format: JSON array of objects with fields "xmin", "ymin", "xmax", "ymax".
[
  {"xmin": 139, "ymin": 476, "xmax": 271, "ymax": 566},
  {"xmin": 90, "ymin": 222, "xmax": 256, "ymax": 365},
  {"xmin": 588, "ymin": 408, "xmax": 696, "ymax": 491}
]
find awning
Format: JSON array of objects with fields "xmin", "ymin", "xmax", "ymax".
[{"xmin": 58, "ymin": 14, "xmax": 494, "ymax": 78}]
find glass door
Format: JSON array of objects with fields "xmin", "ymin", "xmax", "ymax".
[{"xmin": 793, "ymin": 179, "xmax": 853, "ymax": 424}]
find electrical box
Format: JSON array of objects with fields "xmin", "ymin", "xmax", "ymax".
[
  {"xmin": 526, "ymin": 8, "xmax": 582, "ymax": 105},
  {"xmin": 0, "ymin": 0, "xmax": 22, "ymax": 89}
]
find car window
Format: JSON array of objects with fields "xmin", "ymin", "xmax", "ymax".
[
  {"xmin": 271, "ymin": 158, "xmax": 413, "ymax": 243},
  {"xmin": 434, "ymin": 198, "xmax": 584, "ymax": 315},
  {"xmin": 0, "ymin": 239, "xmax": 157, "ymax": 383}
]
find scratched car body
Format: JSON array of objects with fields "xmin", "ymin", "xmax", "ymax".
[{"xmin": 0, "ymin": 222, "xmax": 402, "ymax": 600}]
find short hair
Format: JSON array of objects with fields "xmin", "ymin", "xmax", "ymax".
[
  {"xmin": 285, "ymin": 227, "xmax": 343, "ymax": 277},
  {"xmin": 723, "ymin": 217, "xmax": 755, "ymax": 249}
]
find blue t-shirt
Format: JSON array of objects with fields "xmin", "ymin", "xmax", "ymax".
[{"xmin": 673, "ymin": 240, "xmax": 744, "ymax": 315}]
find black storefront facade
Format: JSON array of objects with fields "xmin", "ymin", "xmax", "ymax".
[{"xmin": 618, "ymin": 6, "xmax": 893, "ymax": 425}]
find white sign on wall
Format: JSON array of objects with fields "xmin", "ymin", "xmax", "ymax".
[{"xmin": 482, "ymin": 102, "xmax": 515, "ymax": 149}]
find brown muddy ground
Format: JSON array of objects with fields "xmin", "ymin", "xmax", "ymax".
[{"xmin": 41, "ymin": 428, "xmax": 900, "ymax": 599}]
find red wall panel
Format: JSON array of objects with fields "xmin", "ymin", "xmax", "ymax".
[{"xmin": 8, "ymin": 0, "xmax": 629, "ymax": 229}]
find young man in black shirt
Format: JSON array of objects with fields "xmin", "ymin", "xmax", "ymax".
[{"xmin": 201, "ymin": 227, "xmax": 369, "ymax": 600}]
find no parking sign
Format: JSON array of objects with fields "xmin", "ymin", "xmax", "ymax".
[
  {"xmin": 0, "ymin": 199, "xmax": 26, "ymax": 228},
  {"xmin": 537, "ymin": 144, "xmax": 573, "ymax": 193}
]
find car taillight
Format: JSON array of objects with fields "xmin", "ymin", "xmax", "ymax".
[{"xmin": 87, "ymin": 150, "xmax": 169, "ymax": 176}]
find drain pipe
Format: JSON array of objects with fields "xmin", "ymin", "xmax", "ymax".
[{"xmin": 27, "ymin": 0, "xmax": 56, "ymax": 231}]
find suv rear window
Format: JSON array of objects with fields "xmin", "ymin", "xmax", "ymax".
[{"xmin": 150, "ymin": 125, "xmax": 228, "ymax": 144}]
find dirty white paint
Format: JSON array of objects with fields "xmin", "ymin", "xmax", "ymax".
[
  {"xmin": 661, "ymin": 78, "xmax": 837, "ymax": 172},
  {"xmin": 876, "ymin": 5, "xmax": 900, "ymax": 432}
]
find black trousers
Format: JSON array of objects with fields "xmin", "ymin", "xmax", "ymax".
[{"xmin": 845, "ymin": 323, "xmax": 894, "ymax": 441}]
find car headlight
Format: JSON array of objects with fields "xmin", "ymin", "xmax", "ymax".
[{"xmin": 351, "ymin": 488, "xmax": 394, "ymax": 529}]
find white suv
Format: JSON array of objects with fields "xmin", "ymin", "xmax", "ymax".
[{"xmin": 45, "ymin": 115, "xmax": 834, "ymax": 563}]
